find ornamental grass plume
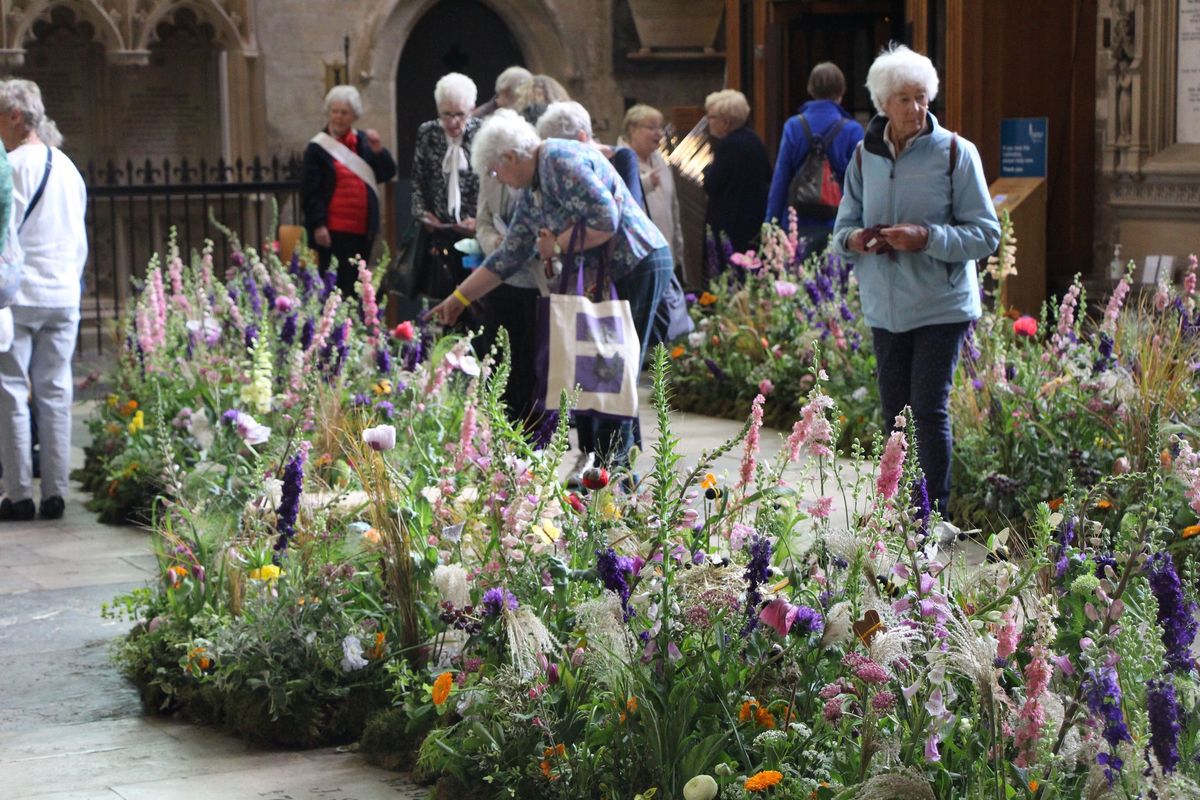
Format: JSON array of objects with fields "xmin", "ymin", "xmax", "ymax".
[
  {"xmin": 503, "ymin": 606, "xmax": 559, "ymax": 679},
  {"xmin": 1146, "ymin": 552, "xmax": 1199, "ymax": 673},
  {"xmin": 851, "ymin": 769, "xmax": 936, "ymax": 800}
]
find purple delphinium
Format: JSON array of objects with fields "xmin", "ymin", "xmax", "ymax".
[
  {"xmin": 596, "ymin": 547, "xmax": 635, "ymax": 621},
  {"xmin": 705, "ymin": 358, "xmax": 727, "ymax": 381},
  {"xmin": 376, "ymin": 347, "xmax": 392, "ymax": 375},
  {"xmin": 319, "ymin": 270, "xmax": 337, "ymax": 301},
  {"xmin": 1093, "ymin": 333, "xmax": 1115, "ymax": 374},
  {"xmin": 704, "ymin": 226, "xmax": 720, "ymax": 276},
  {"xmin": 790, "ymin": 605, "xmax": 824, "ymax": 638},
  {"xmin": 1093, "ymin": 552, "xmax": 1117, "ymax": 578},
  {"xmin": 280, "ymin": 313, "xmax": 297, "ymax": 346},
  {"xmin": 1083, "ymin": 665, "xmax": 1132, "ymax": 784},
  {"xmin": 375, "ymin": 400, "xmax": 395, "ymax": 419},
  {"xmin": 481, "ymin": 587, "xmax": 519, "ymax": 617},
  {"xmin": 1145, "ymin": 679, "xmax": 1182, "ymax": 774},
  {"xmin": 243, "ymin": 324, "xmax": 258, "ymax": 350},
  {"xmin": 261, "ymin": 280, "xmax": 277, "ymax": 309},
  {"xmin": 242, "ymin": 273, "xmax": 263, "ymax": 317},
  {"xmin": 912, "ymin": 477, "xmax": 931, "ymax": 542},
  {"xmin": 300, "ymin": 317, "xmax": 315, "ymax": 350},
  {"xmin": 742, "ymin": 534, "xmax": 772, "ymax": 635},
  {"xmin": 1146, "ymin": 552, "xmax": 1199, "ymax": 673},
  {"xmin": 274, "ymin": 446, "xmax": 308, "ymax": 552},
  {"xmin": 1054, "ymin": 516, "xmax": 1077, "ymax": 581}
]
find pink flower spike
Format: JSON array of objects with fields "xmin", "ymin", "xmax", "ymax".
[{"xmin": 924, "ymin": 733, "xmax": 941, "ymax": 762}]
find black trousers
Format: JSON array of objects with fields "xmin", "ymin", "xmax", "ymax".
[
  {"xmin": 871, "ymin": 321, "xmax": 971, "ymax": 514},
  {"xmin": 315, "ymin": 231, "xmax": 373, "ymax": 299}
]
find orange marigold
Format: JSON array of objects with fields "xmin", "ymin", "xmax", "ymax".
[
  {"xmin": 1182, "ymin": 524, "xmax": 1200, "ymax": 539},
  {"xmin": 755, "ymin": 706, "xmax": 776, "ymax": 729},
  {"xmin": 1047, "ymin": 497, "xmax": 1064, "ymax": 511},
  {"xmin": 432, "ymin": 671, "xmax": 453, "ymax": 706},
  {"xmin": 745, "ymin": 770, "xmax": 783, "ymax": 792},
  {"xmin": 671, "ymin": 345, "xmax": 685, "ymax": 359},
  {"xmin": 698, "ymin": 291, "xmax": 718, "ymax": 306},
  {"xmin": 1095, "ymin": 498, "xmax": 1113, "ymax": 510}
]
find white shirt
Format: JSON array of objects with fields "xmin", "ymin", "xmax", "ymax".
[{"xmin": 10, "ymin": 142, "xmax": 88, "ymax": 308}]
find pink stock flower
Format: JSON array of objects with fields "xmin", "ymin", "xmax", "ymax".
[
  {"xmin": 759, "ymin": 597, "xmax": 799, "ymax": 636},
  {"xmin": 774, "ymin": 280, "xmax": 799, "ymax": 298},
  {"xmin": 875, "ymin": 430, "xmax": 907, "ymax": 500},
  {"xmin": 996, "ymin": 608, "xmax": 1020, "ymax": 660},
  {"xmin": 454, "ymin": 405, "xmax": 478, "ymax": 469},
  {"xmin": 738, "ymin": 394, "xmax": 765, "ymax": 488},
  {"xmin": 1102, "ymin": 275, "xmax": 1130, "ymax": 335},
  {"xmin": 805, "ymin": 496, "xmax": 833, "ymax": 519},
  {"xmin": 786, "ymin": 393, "xmax": 835, "ymax": 461},
  {"xmin": 357, "ymin": 259, "xmax": 381, "ymax": 344},
  {"xmin": 1174, "ymin": 439, "xmax": 1200, "ymax": 516}
]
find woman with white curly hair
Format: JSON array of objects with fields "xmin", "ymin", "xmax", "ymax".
[
  {"xmin": 431, "ymin": 109, "xmax": 671, "ymax": 472},
  {"xmin": 832, "ymin": 44, "xmax": 1000, "ymax": 514},
  {"xmin": 410, "ymin": 73, "xmax": 483, "ymax": 303},
  {"xmin": 301, "ymin": 84, "xmax": 397, "ymax": 298}
]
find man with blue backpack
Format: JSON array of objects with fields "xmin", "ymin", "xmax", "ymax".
[{"xmin": 765, "ymin": 63, "xmax": 864, "ymax": 257}]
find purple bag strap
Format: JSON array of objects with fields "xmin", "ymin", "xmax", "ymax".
[{"xmin": 557, "ymin": 221, "xmax": 619, "ymax": 301}]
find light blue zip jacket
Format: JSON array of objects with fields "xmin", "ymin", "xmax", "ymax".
[{"xmin": 832, "ymin": 112, "xmax": 1000, "ymax": 333}]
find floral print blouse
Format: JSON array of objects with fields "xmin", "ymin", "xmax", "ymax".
[
  {"xmin": 481, "ymin": 139, "xmax": 667, "ymax": 283},
  {"xmin": 411, "ymin": 117, "xmax": 481, "ymax": 224}
]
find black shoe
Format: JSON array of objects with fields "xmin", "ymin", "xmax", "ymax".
[
  {"xmin": 39, "ymin": 496, "xmax": 65, "ymax": 520},
  {"xmin": 0, "ymin": 498, "xmax": 36, "ymax": 521}
]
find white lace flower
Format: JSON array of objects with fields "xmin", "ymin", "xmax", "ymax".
[{"xmin": 340, "ymin": 634, "xmax": 368, "ymax": 672}]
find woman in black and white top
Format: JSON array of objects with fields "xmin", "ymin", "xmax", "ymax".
[{"xmin": 0, "ymin": 78, "xmax": 87, "ymax": 522}]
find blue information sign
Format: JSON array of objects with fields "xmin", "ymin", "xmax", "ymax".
[{"xmin": 999, "ymin": 117, "xmax": 1048, "ymax": 177}]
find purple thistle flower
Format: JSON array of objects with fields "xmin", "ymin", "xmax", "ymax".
[
  {"xmin": 742, "ymin": 534, "xmax": 772, "ymax": 635},
  {"xmin": 790, "ymin": 605, "xmax": 824, "ymax": 638},
  {"xmin": 300, "ymin": 317, "xmax": 315, "ymax": 350},
  {"xmin": 596, "ymin": 547, "xmax": 635, "ymax": 621},
  {"xmin": 481, "ymin": 587, "xmax": 519, "ymax": 617},
  {"xmin": 1146, "ymin": 679, "xmax": 1182, "ymax": 773},
  {"xmin": 280, "ymin": 313, "xmax": 297, "ymax": 346},
  {"xmin": 1147, "ymin": 552, "xmax": 1198, "ymax": 673},
  {"xmin": 374, "ymin": 400, "xmax": 395, "ymax": 419},
  {"xmin": 1084, "ymin": 665, "xmax": 1132, "ymax": 784},
  {"xmin": 274, "ymin": 446, "xmax": 308, "ymax": 552}
]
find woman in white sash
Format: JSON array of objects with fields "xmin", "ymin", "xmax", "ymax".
[{"xmin": 301, "ymin": 85, "xmax": 396, "ymax": 299}]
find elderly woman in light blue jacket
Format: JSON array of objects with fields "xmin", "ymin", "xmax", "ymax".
[{"xmin": 833, "ymin": 44, "xmax": 1000, "ymax": 515}]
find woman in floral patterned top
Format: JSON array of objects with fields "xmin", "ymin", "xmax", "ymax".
[{"xmin": 431, "ymin": 109, "xmax": 671, "ymax": 471}]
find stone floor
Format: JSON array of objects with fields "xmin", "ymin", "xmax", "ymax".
[{"xmin": 0, "ymin": 377, "xmax": 983, "ymax": 800}]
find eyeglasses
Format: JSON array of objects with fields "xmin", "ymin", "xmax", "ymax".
[
  {"xmin": 636, "ymin": 123, "xmax": 665, "ymax": 134},
  {"xmin": 439, "ymin": 111, "xmax": 467, "ymax": 121}
]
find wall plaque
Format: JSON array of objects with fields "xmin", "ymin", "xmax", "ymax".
[{"xmin": 1179, "ymin": 0, "xmax": 1200, "ymax": 143}]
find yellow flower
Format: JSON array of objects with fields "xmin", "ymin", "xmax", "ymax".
[
  {"xmin": 432, "ymin": 671, "xmax": 454, "ymax": 706},
  {"xmin": 744, "ymin": 770, "xmax": 783, "ymax": 792},
  {"xmin": 373, "ymin": 379, "xmax": 393, "ymax": 396},
  {"xmin": 700, "ymin": 473, "xmax": 717, "ymax": 490},
  {"xmin": 127, "ymin": 410, "xmax": 145, "ymax": 435},
  {"xmin": 532, "ymin": 520, "xmax": 561, "ymax": 544},
  {"xmin": 698, "ymin": 291, "xmax": 718, "ymax": 306},
  {"xmin": 1183, "ymin": 524, "xmax": 1200, "ymax": 540},
  {"xmin": 248, "ymin": 564, "xmax": 283, "ymax": 581}
]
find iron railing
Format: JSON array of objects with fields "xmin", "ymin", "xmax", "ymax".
[{"xmin": 81, "ymin": 154, "xmax": 304, "ymax": 353}]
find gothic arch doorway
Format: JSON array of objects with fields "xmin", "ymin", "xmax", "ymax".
[{"xmin": 394, "ymin": 0, "xmax": 525, "ymax": 189}]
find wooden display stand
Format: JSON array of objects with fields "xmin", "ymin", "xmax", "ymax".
[{"xmin": 988, "ymin": 177, "xmax": 1047, "ymax": 315}]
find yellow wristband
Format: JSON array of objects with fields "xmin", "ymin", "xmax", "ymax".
[{"xmin": 452, "ymin": 288, "xmax": 471, "ymax": 307}]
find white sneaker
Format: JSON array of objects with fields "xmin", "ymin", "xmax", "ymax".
[{"xmin": 564, "ymin": 451, "xmax": 593, "ymax": 489}]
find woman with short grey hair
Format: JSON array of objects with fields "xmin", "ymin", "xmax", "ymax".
[
  {"xmin": 832, "ymin": 44, "xmax": 999, "ymax": 514},
  {"xmin": 0, "ymin": 78, "xmax": 86, "ymax": 521},
  {"xmin": 301, "ymin": 84, "xmax": 397, "ymax": 297},
  {"xmin": 474, "ymin": 65, "xmax": 532, "ymax": 118},
  {"xmin": 431, "ymin": 110, "xmax": 671, "ymax": 473},
  {"xmin": 410, "ymin": 73, "xmax": 482, "ymax": 303}
]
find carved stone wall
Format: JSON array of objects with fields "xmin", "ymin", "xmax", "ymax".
[{"xmin": 1095, "ymin": 0, "xmax": 1200, "ymax": 278}]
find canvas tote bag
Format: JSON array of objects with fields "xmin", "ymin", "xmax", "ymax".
[{"xmin": 534, "ymin": 224, "xmax": 639, "ymax": 421}]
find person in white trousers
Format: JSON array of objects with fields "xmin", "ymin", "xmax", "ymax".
[{"xmin": 0, "ymin": 79, "xmax": 88, "ymax": 521}]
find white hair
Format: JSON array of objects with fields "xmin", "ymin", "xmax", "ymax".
[
  {"xmin": 434, "ymin": 72, "xmax": 477, "ymax": 110},
  {"xmin": 0, "ymin": 79, "xmax": 47, "ymax": 135},
  {"xmin": 865, "ymin": 44, "xmax": 939, "ymax": 115},
  {"xmin": 471, "ymin": 108, "xmax": 541, "ymax": 175},
  {"xmin": 704, "ymin": 89, "xmax": 750, "ymax": 127},
  {"xmin": 324, "ymin": 85, "xmax": 363, "ymax": 118},
  {"xmin": 495, "ymin": 66, "xmax": 532, "ymax": 95},
  {"xmin": 535, "ymin": 101, "xmax": 592, "ymax": 141}
]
